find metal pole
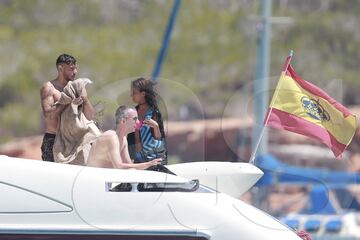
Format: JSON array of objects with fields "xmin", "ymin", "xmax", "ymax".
[
  {"xmin": 252, "ymin": 0, "xmax": 272, "ymax": 164},
  {"xmin": 152, "ymin": 0, "xmax": 181, "ymax": 82},
  {"xmin": 249, "ymin": 50, "xmax": 293, "ymax": 164}
]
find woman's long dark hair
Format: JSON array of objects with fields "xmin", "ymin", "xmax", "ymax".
[{"xmin": 131, "ymin": 77, "xmax": 166, "ymax": 139}]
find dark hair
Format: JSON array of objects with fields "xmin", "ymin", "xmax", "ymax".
[
  {"xmin": 56, "ymin": 54, "xmax": 77, "ymax": 67},
  {"xmin": 131, "ymin": 77, "xmax": 165, "ymax": 139}
]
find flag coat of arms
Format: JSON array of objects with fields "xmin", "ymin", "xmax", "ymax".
[{"xmin": 266, "ymin": 59, "xmax": 356, "ymax": 159}]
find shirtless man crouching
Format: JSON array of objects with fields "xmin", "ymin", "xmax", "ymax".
[
  {"xmin": 40, "ymin": 54, "xmax": 95, "ymax": 162},
  {"xmin": 87, "ymin": 106, "xmax": 161, "ymax": 169}
]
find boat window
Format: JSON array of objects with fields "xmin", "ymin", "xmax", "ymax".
[
  {"xmin": 107, "ymin": 180, "xmax": 217, "ymax": 193},
  {"xmin": 138, "ymin": 179, "xmax": 199, "ymax": 192},
  {"xmin": 325, "ymin": 219, "xmax": 342, "ymax": 233},
  {"xmin": 304, "ymin": 219, "xmax": 321, "ymax": 232},
  {"xmin": 108, "ymin": 182, "xmax": 132, "ymax": 192},
  {"xmin": 107, "ymin": 180, "xmax": 200, "ymax": 193}
]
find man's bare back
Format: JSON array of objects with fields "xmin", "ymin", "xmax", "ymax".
[
  {"xmin": 87, "ymin": 130, "xmax": 121, "ymax": 168},
  {"xmin": 86, "ymin": 107, "xmax": 161, "ymax": 170}
]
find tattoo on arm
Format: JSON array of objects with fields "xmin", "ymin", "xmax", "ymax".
[{"xmin": 40, "ymin": 83, "xmax": 65, "ymax": 118}]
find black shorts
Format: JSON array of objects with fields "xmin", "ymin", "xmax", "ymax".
[{"xmin": 41, "ymin": 133, "xmax": 56, "ymax": 162}]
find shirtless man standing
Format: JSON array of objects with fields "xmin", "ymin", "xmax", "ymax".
[{"xmin": 40, "ymin": 54, "xmax": 95, "ymax": 162}]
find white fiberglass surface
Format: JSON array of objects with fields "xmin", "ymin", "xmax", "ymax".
[
  {"xmin": 0, "ymin": 182, "xmax": 72, "ymax": 213},
  {"xmin": 71, "ymin": 166, "xmax": 205, "ymax": 230},
  {"xmin": 167, "ymin": 162, "xmax": 263, "ymax": 197}
]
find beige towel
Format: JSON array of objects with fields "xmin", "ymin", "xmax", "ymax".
[{"xmin": 53, "ymin": 78, "xmax": 100, "ymax": 165}]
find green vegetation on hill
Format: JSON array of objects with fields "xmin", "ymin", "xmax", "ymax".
[{"xmin": 0, "ymin": 0, "xmax": 359, "ymax": 142}]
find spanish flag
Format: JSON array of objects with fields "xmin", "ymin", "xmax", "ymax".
[{"xmin": 266, "ymin": 60, "xmax": 356, "ymax": 159}]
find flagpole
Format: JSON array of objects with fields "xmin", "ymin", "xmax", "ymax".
[{"xmin": 249, "ymin": 50, "xmax": 293, "ymax": 164}]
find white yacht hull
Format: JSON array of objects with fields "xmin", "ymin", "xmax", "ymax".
[
  {"xmin": 167, "ymin": 161, "xmax": 263, "ymax": 197},
  {"xmin": 0, "ymin": 156, "xmax": 301, "ymax": 239}
]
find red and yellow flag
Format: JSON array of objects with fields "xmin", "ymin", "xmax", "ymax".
[{"xmin": 266, "ymin": 64, "xmax": 356, "ymax": 159}]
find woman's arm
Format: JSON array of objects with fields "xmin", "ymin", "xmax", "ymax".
[{"xmin": 143, "ymin": 114, "xmax": 162, "ymax": 139}]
